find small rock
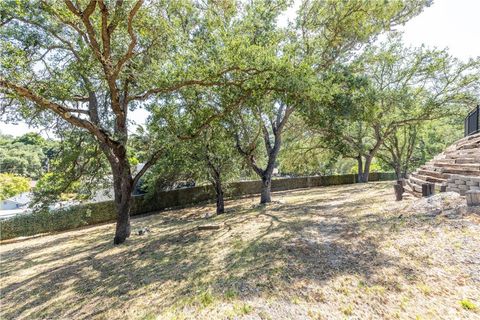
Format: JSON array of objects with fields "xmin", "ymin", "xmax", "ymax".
[
  {"xmin": 137, "ymin": 227, "xmax": 150, "ymax": 235},
  {"xmin": 425, "ymin": 209, "xmax": 442, "ymax": 217}
]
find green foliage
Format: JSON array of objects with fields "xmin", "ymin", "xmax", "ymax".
[
  {"xmin": 142, "ymin": 120, "xmax": 251, "ymax": 195},
  {"xmin": 296, "ymin": 0, "xmax": 429, "ymax": 60},
  {"xmin": 278, "ymin": 116, "xmax": 358, "ymax": 175},
  {"xmin": 198, "ymin": 290, "xmax": 215, "ymax": 308},
  {"xmin": 0, "ymin": 200, "xmax": 117, "ymax": 240},
  {"xmin": 0, "ymin": 0, "xmax": 474, "ymax": 225},
  {"xmin": 32, "ymin": 131, "xmax": 110, "ymax": 207},
  {"xmin": 460, "ymin": 299, "xmax": 477, "ymax": 311},
  {"xmin": 300, "ymin": 35, "xmax": 479, "ymax": 178},
  {"xmin": 377, "ymin": 116, "xmax": 465, "ymax": 177},
  {"xmin": 0, "ymin": 173, "xmax": 30, "ymax": 200},
  {"xmin": 0, "ymin": 133, "xmax": 47, "ymax": 179},
  {"xmin": 1, "ymin": 0, "xmax": 279, "ymax": 213},
  {"xmin": 13, "ymin": 132, "xmax": 45, "ymax": 146}
]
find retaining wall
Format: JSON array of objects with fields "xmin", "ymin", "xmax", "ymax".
[
  {"xmin": 446, "ymin": 174, "xmax": 480, "ymax": 195},
  {"xmin": 0, "ymin": 172, "xmax": 395, "ymax": 240}
]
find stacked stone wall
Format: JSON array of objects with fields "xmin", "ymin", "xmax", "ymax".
[{"xmin": 446, "ymin": 174, "xmax": 480, "ymax": 195}]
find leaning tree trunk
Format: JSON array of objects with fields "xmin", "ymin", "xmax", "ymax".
[
  {"xmin": 111, "ymin": 161, "xmax": 134, "ymax": 245},
  {"xmin": 213, "ymin": 175, "xmax": 225, "ymax": 215},
  {"xmin": 259, "ymin": 129, "xmax": 282, "ymax": 204}
]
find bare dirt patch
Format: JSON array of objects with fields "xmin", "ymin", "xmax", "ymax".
[{"xmin": 1, "ymin": 182, "xmax": 479, "ymax": 319}]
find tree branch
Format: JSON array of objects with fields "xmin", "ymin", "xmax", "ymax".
[
  {"xmin": 132, "ymin": 148, "xmax": 162, "ymax": 187},
  {"xmin": 0, "ymin": 78, "xmax": 118, "ymax": 149},
  {"xmin": 113, "ymin": 0, "xmax": 143, "ymax": 78},
  {"xmin": 128, "ymin": 67, "xmax": 267, "ymax": 102}
]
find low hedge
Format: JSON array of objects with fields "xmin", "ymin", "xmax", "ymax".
[
  {"xmin": 0, "ymin": 201, "xmax": 117, "ymax": 240},
  {"xmin": 0, "ymin": 172, "xmax": 396, "ymax": 240}
]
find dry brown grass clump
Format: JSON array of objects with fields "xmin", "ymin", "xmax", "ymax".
[{"xmin": 1, "ymin": 182, "xmax": 479, "ymax": 319}]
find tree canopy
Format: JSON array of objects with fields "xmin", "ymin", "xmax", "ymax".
[
  {"xmin": 0, "ymin": 173, "xmax": 30, "ymax": 200},
  {"xmin": 1, "ymin": 0, "xmax": 478, "ymax": 244}
]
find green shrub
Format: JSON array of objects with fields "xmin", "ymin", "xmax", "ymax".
[{"xmin": 0, "ymin": 201, "xmax": 116, "ymax": 240}]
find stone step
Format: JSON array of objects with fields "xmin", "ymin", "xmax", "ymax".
[
  {"xmin": 432, "ymin": 158, "xmax": 456, "ymax": 165},
  {"xmin": 407, "ymin": 132, "xmax": 479, "ymax": 197},
  {"xmin": 409, "ymin": 175, "xmax": 428, "ymax": 187},
  {"xmin": 444, "ymin": 149, "xmax": 480, "ymax": 157},
  {"xmin": 431, "ymin": 162, "xmax": 480, "ymax": 170},
  {"xmin": 458, "ymin": 142, "xmax": 480, "ymax": 150},
  {"xmin": 447, "ymin": 139, "xmax": 480, "ymax": 148},
  {"xmin": 420, "ymin": 165, "xmax": 441, "ymax": 172},
  {"xmin": 456, "ymin": 136, "xmax": 480, "ymax": 146},
  {"xmin": 441, "ymin": 167, "xmax": 480, "ymax": 176},
  {"xmin": 406, "ymin": 180, "xmax": 423, "ymax": 193},
  {"xmin": 456, "ymin": 158, "xmax": 480, "ymax": 164},
  {"xmin": 442, "ymin": 153, "xmax": 480, "ymax": 161},
  {"xmin": 417, "ymin": 169, "xmax": 450, "ymax": 179},
  {"xmin": 410, "ymin": 172, "xmax": 447, "ymax": 184},
  {"xmin": 452, "ymin": 132, "xmax": 480, "ymax": 146}
]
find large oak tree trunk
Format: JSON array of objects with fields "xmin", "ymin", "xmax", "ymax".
[
  {"xmin": 260, "ymin": 174, "xmax": 272, "ymax": 204},
  {"xmin": 259, "ymin": 128, "xmax": 281, "ymax": 204},
  {"xmin": 358, "ymin": 155, "xmax": 372, "ymax": 183},
  {"xmin": 357, "ymin": 156, "xmax": 364, "ymax": 182},
  {"xmin": 394, "ymin": 164, "xmax": 403, "ymax": 180},
  {"xmin": 111, "ymin": 158, "xmax": 134, "ymax": 245},
  {"xmin": 113, "ymin": 189, "xmax": 132, "ymax": 245}
]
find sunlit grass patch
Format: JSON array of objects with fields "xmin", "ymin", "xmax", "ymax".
[
  {"xmin": 232, "ymin": 302, "xmax": 253, "ymax": 315},
  {"xmin": 460, "ymin": 299, "xmax": 477, "ymax": 311},
  {"xmin": 342, "ymin": 304, "xmax": 354, "ymax": 316},
  {"xmin": 1, "ymin": 182, "xmax": 479, "ymax": 320},
  {"xmin": 198, "ymin": 289, "xmax": 215, "ymax": 308},
  {"xmin": 417, "ymin": 283, "xmax": 432, "ymax": 296}
]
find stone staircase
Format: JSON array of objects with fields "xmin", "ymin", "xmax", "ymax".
[{"xmin": 405, "ymin": 132, "xmax": 480, "ymax": 197}]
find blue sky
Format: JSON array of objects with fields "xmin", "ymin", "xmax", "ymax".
[{"xmin": 2, "ymin": 0, "xmax": 479, "ymax": 137}]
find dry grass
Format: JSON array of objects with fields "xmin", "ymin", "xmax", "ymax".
[{"xmin": 1, "ymin": 182, "xmax": 479, "ymax": 320}]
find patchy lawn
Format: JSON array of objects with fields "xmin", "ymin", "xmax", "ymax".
[{"xmin": 1, "ymin": 182, "xmax": 479, "ymax": 320}]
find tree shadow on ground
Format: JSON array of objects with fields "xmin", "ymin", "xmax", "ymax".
[{"xmin": 0, "ymin": 182, "xmax": 468, "ymax": 319}]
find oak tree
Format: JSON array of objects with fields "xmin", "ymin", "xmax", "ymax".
[{"xmin": 0, "ymin": 0, "xmax": 259, "ymax": 243}]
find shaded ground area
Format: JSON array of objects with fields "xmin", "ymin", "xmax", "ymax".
[{"xmin": 1, "ymin": 182, "xmax": 479, "ymax": 319}]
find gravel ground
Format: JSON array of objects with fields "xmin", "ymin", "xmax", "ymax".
[{"xmin": 1, "ymin": 182, "xmax": 479, "ymax": 319}]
